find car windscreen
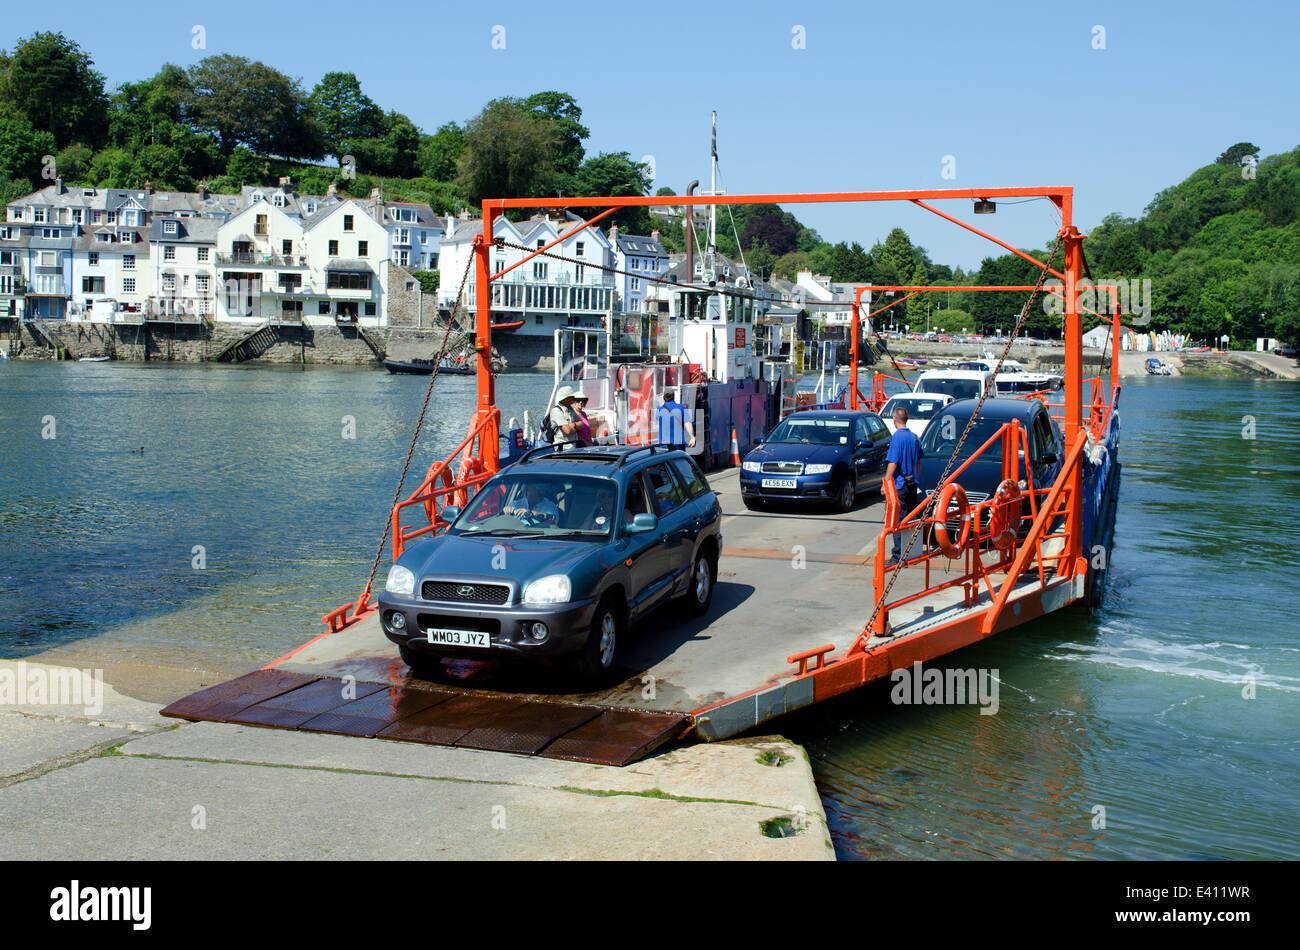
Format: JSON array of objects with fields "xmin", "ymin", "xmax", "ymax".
[
  {"xmin": 920, "ymin": 414, "xmax": 1007, "ymax": 462},
  {"xmin": 452, "ymin": 473, "xmax": 618, "ymax": 537},
  {"xmin": 915, "ymin": 377, "xmax": 982, "ymax": 400},
  {"xmin": 884, "ymin": 397, "xmax": 947, "ymax": 420},
  {"xmin": 766, "ymin": 417, "xmax": 852, "ymax": 445}
]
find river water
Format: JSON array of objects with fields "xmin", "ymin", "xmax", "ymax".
[{"xmin": 2, "ymin": 362, "xmax": 1296, "ymax": 859}]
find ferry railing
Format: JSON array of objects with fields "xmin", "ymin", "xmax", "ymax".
[
  {"xmin": 858, "ymin": 418, "xmax": 1088, "ymax": 641},
  {"xmin": 389, "ymin": 408, "xmax": 501, "ymax": 560}
]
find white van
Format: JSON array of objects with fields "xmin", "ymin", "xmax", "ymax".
[{"xmin": 911, "ymin": 368, "xmax": 994, "ymax": 402}]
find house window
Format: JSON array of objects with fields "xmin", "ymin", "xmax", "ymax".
[
  {"xmin": 576, "ymin": 241, "xmax": 584, "ymax": 257},
  {"xmin": 255, "ymin": 214, "xmax": 267, "ymax": 236},
  {"xmin": 326, "ymin": 272, "xmax": 371, "ymax": 290},
  {"xmin": 395, "ymin": 228, "xmax": 409, "ymax": 244},
  {"xmin": 71, "ymin": 209, "xmax": 83, "ymax": 224},
  {"xmin": 88, "ymin": 252, "xmax": 99, "ymax": 266},
  {"xmin": 319, "ymin": 301, "xmax": 330, "ymax": 314},
  {"xmin": 106, "ymin": 212, "xmax": 116, "ymax": 224},
  {"xmin": 631, "ymin": 278, "xmax": 640, "ymax": 291},
  {"xmin": 358, "ymin": 241, "xmax": 368, "ymax": 257},
  {"xmin": 164, "ymin": 245, "xmax": 176, "ymax": 261},
  {"xmin": 33, "ymin": 208, "xmax": 45, "ymax": 223},
  {"xmin": 42, "ymin": 228, "xmax": 60, "ymax": 239},
  {"xmin": 533, "ymin": 262, "xmax": 547, "ymax": 279},
  {"xmin": 575, "ymin": 264, "xmax": 584, "ymax": 283},
  {"xmin": 273, "ymin": 193, "xmax": 284, "ymax": 208},
  {"xmin": 328, "ymin": 240, "xmax": 338, "ymax": 256},
  {"xmin": 365, "ymin": 302, "xmax": 376, "ymax": 316},
  {"xmin": 96, "ymin": 232, "xmax": 111, "ymax": 243},
  {"xmin": 81, "ymin": 277, "xmax": 105, "ymax": 293},
  {"xmin": 0, "ymin": 226, "xmax": 11, "ymax": 240},
  {"xmin": 282, "ymin": 239, "xmax": 292, "ymax": 256},
  {"xmin": 343, "ymin": 214, "xmax": 354, "ymax": 232},
  {"xmin": 196, "ymin": 275, "xmax": 210, "ymax": 293},
  {"xmin": 397, "ymin": 249, "xmax": 408, "ymax": 266},
  {"xmin": 123, "ymin": 255, "xmax": 135, "ymax": 270},
  {"xmin": 535, "ymin": 314, "xmax": 544, "ymax": 325},
  {"xmin": 123, "ymin": 277, "xmax": 136, "ymax": 293},
  {"xmin": 163, "ymin": 220, "xmax": 178, "ymax": 234},
  {"xmin": 419, "ymin": 231, "xmax": 427, "ymax": 244},
  {"xmin": 162, "ymin": 274, "xmax": 176, "ymax": 292},
  {"xmin": 197, "ymin": 247, "xmax": 209, "ymax": 262}
]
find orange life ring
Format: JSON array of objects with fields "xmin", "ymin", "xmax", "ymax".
[
  {"xmin": 422, "ymin": 465, "xmax": 454, "ymax": 523},
  {"xmin": 989, "ymin": 479, "xmax": 1023, "ymax": 552},
  {"xmin": 452, "ymin": 454, "xmax": 485, "ymax": 508},
  {"xmin": 932, "ymin": 482, "xmax": 970, "ymax": 558}
]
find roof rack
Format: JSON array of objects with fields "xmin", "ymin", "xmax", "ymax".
[
  {"xmin": 516, "ymin": 440, "xmax": 588, "ymax": 464},
  {"xmin": 614, "ymin": 444, "xmax": 678, "ymax": 468}
]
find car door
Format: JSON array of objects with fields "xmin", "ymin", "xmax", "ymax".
[
  {"xmin": 669, "ymin": 456, "xmax": 718, "ymax": 539},
  {"xmin": 618, "ymin": 471, "xmax": 670, "ymax": 619},
  {"xmin": 1030, "ymin": 409, "xmax": 1062, "ymax": 487},
  {"xmin": 643, "ymin": 462, "xmax": 693, "ymax": 596},
  {"xmin": 851, "ymin": 417, "xmax": 874, "ymax": 490}
]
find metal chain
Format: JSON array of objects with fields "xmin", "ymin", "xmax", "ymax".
[
  {"xmin": 862, "ymin": 232, "xmax": 1066, "ymax": 639},
  {"xmin": 355, "ymin": 250, "xmax": 478, "ymax": 613}
]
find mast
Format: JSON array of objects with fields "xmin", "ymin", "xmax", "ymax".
[{"xmin": 708, "ymin": 111, "xmax": 718, "ymax": 259}]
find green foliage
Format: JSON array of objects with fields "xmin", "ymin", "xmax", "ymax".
[
  {"xmin": 561, "ymin": 152, "xmax": 653, "ymax": 230},
  {"xmin": 523, "ymin": 91, "xmax": 588, "ymax": 174},
  {"xmin": 417, "ymin": 122, "xmax": 465, "ymax": 181},
  {"xmin": 411, "ymin": 270, "xmax": 440, "ymax": 294},
  {"xmin": 0, "ymin": 32, "xmax": 109, "ymax": 148},
  {"xmin": 185, "ymin": 54, "xmax": 321, "ymax": 160},
  {"xmin": 0, "ymin": 114, "xmax": 57, "ymax": 182},
  {"xmin": 54, "ymin": 143, "xmax": 93, "ymax": 182},
  {"xmin": 1216, "ymin": 142, "xmax": 1259, "ymax": 166},
  {"xmin": 456, "ymin": 97, "xmax": 564, "ymax": 202},
  {"xmin": 308, "ymin": 72, "xmax": 383, "ymax": 163}
]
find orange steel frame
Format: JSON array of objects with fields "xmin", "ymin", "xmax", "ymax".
[{"xmin": 331, "ymin": 186, "xmax": 1122, "ymax": 689}]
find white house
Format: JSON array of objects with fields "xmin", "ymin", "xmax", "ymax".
[
  {"xmin": 609, "ymin": 225, "xmax": 668, "ymax": 315},
  {"xmin": 437, "ymin": 212, "xmax": 616, "ymax": 337}
]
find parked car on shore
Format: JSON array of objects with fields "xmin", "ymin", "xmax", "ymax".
[{"xmin": 377, "ymin": 444, "xmax": 721, "ymax": 681}]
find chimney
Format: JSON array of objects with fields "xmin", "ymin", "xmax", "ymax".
[
  {"xmin": 609, "ymin": 223, "xmax": 619, "ymax": 245},
  {"xmin": 199, "ymin": 184, "xmax": 208, "ymax": 200},
  {"xmin": 445, "ymin": 214, "xmax": 455, "ymax": 233},
  {"xmin": 55, "ymin": 176, "xmax": 64, "ymax": 194},
  {"xmin": 370, "ymin": 187, "xmax": 381, "ymax": 200},
  {"xmin": 144, "ymin": 180, "xmax": 153, "ymax": 196},
  {"xmin": 326, "ymin": 182, "xmax": 337, "ymax": 198},
  {"xmin": 458, "ymin": 209, "xmax": 470, "ymax": 222},
  {"xmin": 651, "ymin": 229, "xmax": 660, "ymax": 243},
  {"xmin": 279, "ymin": 176, "xmax": 292, "ymax": 189}
]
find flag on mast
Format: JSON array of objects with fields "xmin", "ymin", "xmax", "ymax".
[{"xmin": 711, "ymin": 111, "xmax": 717, "ymax": 161}]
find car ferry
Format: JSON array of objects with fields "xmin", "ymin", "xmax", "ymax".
[{"xmin": 164, "ymin": 184, "xmax": 1124, "ymax": 767}]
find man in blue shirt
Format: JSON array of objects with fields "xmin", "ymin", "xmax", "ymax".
[
  {"xmin": 883, "ymin": 405, "xmax": 923, "ymax": 564},
  {"xmin": 656, "ymin": 389, "xmax": 696, "ymax": 451}
]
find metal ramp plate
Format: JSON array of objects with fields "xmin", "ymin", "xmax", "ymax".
[
  {"xmin": 160, "ymin": 670, "xmax": 319, "ymax": 722},
  {"xmin": 163, "ymin": 672, "xmax": 687, "ymax": 766}
]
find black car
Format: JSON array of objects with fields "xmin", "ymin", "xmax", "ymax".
[
  {"xmin": 376, "ymin": 444, "xmax": 722, "ymax": 681},
  {"xmin": 917, "ymin": 398, "xmax": 1064, "ymax": 533}
]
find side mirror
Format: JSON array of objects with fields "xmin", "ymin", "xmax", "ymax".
[
  {"xmin": 753, "ymin": 436, "xmax": 763, "ymax": 445},
  {"xmin": 440, "ymin": 505, "xmax": 461, "ymax": 523},
  {"xmin": 857, "ymin": 440, "xmax": 872, "ymax": 450},
  {"xmin": 1039, "ymin": 452, "xmax": 1058, "ymax": 464},
  {"xmin": 628, "ymin": 513, "xmax": 658, "ymax": 534}
]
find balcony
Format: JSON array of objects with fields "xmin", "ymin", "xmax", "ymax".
[{"xmin": 216, "ymin": 252, "xmax": 309, "ymax": 268}]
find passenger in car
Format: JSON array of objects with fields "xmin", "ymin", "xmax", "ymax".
[{"xmin": 503, "ymin": 483, "xmax": 560, "ymax": 522}]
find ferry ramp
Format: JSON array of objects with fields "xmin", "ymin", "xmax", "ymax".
[{"xmin": 163, "ymin": 466, "xmax": 1081, "ymax": 765}]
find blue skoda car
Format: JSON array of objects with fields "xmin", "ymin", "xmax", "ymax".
[{"xmin": 739, "ymin": 410, "xmax": 892, "ymax": 511}]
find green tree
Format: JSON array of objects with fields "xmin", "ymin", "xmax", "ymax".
[
  {"xmin": 523, "ymin": 91, "xmax": 588, "ymax": 173},
  {"xmin": 54, "ymin": 142, "xmax": 93, "ymax": 182},
  {"xmin": 309, "ymin": 72, "xmax": 383, "ymax": 164},
  {"xmin": 417, "ymin": 122, "xmax": 465, "ymax": 181},
  {"xmin": 0, "ymin": 115, "xmax": 57, "ymax": 182},
  {"xmin": 562, "ymin": 151, "xmax": 653, "ymax": 230},
  {"xmin": 456, "ymin": 97, "xmax": 564, "ymax": 203},
  {"xmin": 186, "ymin": 55, "xmax": 321, "ymax": 159},
  {"xmin": 1216, "ymin": 142, "xmax": 1260, "ymax": 166},
  {"xmin": 0, "ymin": 32, "xmax": 109, "ymax": 148}
]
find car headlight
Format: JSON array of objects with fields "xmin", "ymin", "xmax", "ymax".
[
  {"xmin": 805, "ymin": 464, "xmax": 833, "ymax": 474},
  {"xmin": 741, "ymin": 461, "xmax": 761, "ymax": 473},
  {"xmin": 523, "ymin": 574, "xmax": 571, "ymax": 605},
  {"xmin": 384, "ymin": 565, "xmax": 415, "ymax": 596}
]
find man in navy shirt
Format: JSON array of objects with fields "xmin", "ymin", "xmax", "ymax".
[
  {"xmin": 883, "ymin": 405, "xmax": 923, "ymax": 564},
  {"xmin": 656, "ymin": 389, "xmax": 696, "ymax": 451}
]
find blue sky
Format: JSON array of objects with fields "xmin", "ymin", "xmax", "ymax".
[{"xmin": 10, "ymin": 0, "xmax": 1299, "ymax": 268}]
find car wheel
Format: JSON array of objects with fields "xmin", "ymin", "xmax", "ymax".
[
  {"xmin": 835, "ymin": 476, "xmax": 856, "ymax": 512},
  {"xmin": 681, "ymin": 548, "xmax": 716, "ymax": 616},
  {"xmin": 399, "ymin": 644, "xmax": 445, "ymax": 681},
  {"xmin": 576, "ymin": 596, "xmax": 622, "ymax": 680}
]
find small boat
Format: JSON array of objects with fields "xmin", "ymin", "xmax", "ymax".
[
  {"xmin": 78, "ymin": 356, "xmax": 111, "ymax": 363},
  {"xmin": 383, "ymin": 358, "xmax": 475, "ymax": 376},
  {"xmin": 490, "ymin": 319, "xmax": 525, "ymax": 333}
]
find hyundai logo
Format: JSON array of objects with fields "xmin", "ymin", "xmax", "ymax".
[{"xmin": 456, "ymin": 585, "xmax": 475, "ymax": 597}]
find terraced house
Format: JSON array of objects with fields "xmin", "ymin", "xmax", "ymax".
[{"xmin": 0, "ymin": 178, "xmax": 440, "ymax": 330}]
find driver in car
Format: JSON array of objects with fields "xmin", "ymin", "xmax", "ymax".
[{"xmin": 503, "ymin": 484, "xmax": 560, "ymax": 523}]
